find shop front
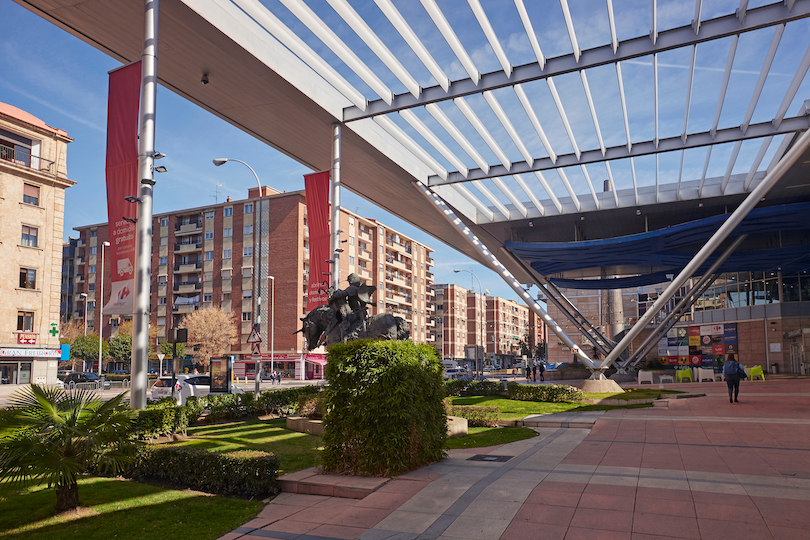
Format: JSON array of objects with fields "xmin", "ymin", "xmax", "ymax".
[{"xmin": 0, "ymin": 348, "xmax": 61, "ymax": 386}]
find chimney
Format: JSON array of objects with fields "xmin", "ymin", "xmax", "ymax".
[{"xmin": 226, "ymin": 196, "xmax": 232, "ymax": 202}]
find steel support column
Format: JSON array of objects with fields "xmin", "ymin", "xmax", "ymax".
[
  {"xmin": 331, "ymin": 123, "xmax": 342, "ymax": 290},
  {"xmin": 603, "ymin": 127, "xmax": 810, "ymax": 369},
  {"xmin": 415, "ymin": 183, "xmax": 600, "ymax": 373},
  {"xmin": 132, "ymin": 0, "xmax": 158, "ymax": 410},
  {"xmin": 620, "ymin": 234, "xmax": 747, "ymax": 369}
]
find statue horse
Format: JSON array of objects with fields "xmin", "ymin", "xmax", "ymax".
[{"xmin": 296, "ymin": 304, "xmax": 410, "ymax": 351}]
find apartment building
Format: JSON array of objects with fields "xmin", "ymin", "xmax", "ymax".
[
  {"xmin": 67, "ymin": 188, "xmax": 434, "ymax": 376},
  {"xmin": 0, "ymin": 102, "xmax": 73, "ymax": 386},
  {"xmin": 433, "ymin": 283, "xmax": 541, "ymax": 367}
]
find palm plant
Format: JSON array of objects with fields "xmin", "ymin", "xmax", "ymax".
[{"xmin": 0, "ymin": 385, "xmax": 138, "ymax": 511}]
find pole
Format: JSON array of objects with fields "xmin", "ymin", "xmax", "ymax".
[
  {"xmin": 98, "ymin": 242, "xmax": 108, "ymax": 375},
  {"xmin": 131, "ymin": 0, "xmax": 158, "ymax": 410},
  {"xmin": 270, "ymin": 276, "xmax": 275, "ymax": 374},
  {"xmin": 331, "ymin": 123, "xmax": 342, "ymax": 291},
  {"xmin": 603, "ymin": 127, "xmax": 810, "ymax": 369},
  {"xmin": 454, "ymin": 269, "xmax": 483, "ymax": 379}
]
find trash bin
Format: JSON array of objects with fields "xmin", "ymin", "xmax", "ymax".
[{"xmin": 770, "ymin": 363, "xmax": 779, "ymax": 374}]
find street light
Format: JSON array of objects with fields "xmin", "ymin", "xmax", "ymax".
[
  {"xmin": 214, "ymin": 158, "xmax": 265, "ymax": 390},
  {"xmin": 80, "ymin": 293, "xmax": 88, "ymax": 337},
  {"xmin": 269, "ymin": 275, "xmax": 275, "ymax": 376},
  {"xmin": 454, "ymin": 269, "xmax": 484, "ymax": 379},
  {"xmin": 98, "ymin": 241, "xmax": 110, "ymax": 375}
]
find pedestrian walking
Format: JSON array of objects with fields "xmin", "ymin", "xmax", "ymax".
[
  {"xmin": 532, "ymin": 363, "xmax": 537, "ymax": 382},
  {"xmin": 538, "ymin": 361, "xmax": 545, "ymax": 382},
  {"xmin": 722, "ymin": 353, "xmax": 746, "ymax": 403}
]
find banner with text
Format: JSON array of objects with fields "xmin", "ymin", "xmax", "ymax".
[
  {"xmin": 304, "ymin": 171, "xmax": 331, "ymax": 312},
  {"xmin": 104, "ymin": 62, "xmax": 141, "ymax": 314}
]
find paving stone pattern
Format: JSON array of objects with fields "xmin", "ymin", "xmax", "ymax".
[{"xmin": 221, "ymin": 378, "xmax": 810, "ymax": 540}]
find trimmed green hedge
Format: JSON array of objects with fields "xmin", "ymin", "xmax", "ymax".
[
  {"xmin": 447, "ymin": 404, "xmax": 500, "ymax": 427},
  {"xmin": 507, "ymin": 382, "xmax": 584, "ymax": 403},
  {"xmin": 322, "ymin": 340, "xmax": 446, "ymax": 476},
  {"xmin": 444, "ymin": 379, "xmax": 504, "ymax": 397},
  {"xmin": 124, "ymin": 446, "xmax": 279, "ymax": 499}
]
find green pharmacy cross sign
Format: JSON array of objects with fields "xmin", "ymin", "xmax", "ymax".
[{"xmin": 49, "ymin": 323, "xmax": 59, "ymax": 337}]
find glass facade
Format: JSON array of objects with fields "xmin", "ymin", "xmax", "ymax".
[{"xmin": 695, "ymin": 271, "xmax": 796, "ymax": 311}]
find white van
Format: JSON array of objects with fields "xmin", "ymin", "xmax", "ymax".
[{"xmin": 441, "ymin": 359, "xmax": 459, "ymax": 371}]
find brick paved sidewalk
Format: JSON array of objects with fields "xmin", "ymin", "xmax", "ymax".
[{"xmin": 221, "ymin": 378, "xmax": 810, "ymax": 540}]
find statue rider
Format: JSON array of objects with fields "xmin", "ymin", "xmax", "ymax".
[{"xmin": 328, "ymin": 273, "xmax": 375, "ymax": 339}]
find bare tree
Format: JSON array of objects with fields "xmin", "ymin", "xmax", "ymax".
[
  {"xmin": 59, "ymin": 319, "xmax": 84, "ymax": 342},
  {"xmin": 117, "ymin": 319, "xmax": 159, "ymax": 347},
  {"xmin": 179, "ymin": 306, "xmax": 238, "ymax": 369}
]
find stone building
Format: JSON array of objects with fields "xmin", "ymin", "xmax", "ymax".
[{"xmin": 0, "ymin": 102, "xmax": 73, "ymax": 386}]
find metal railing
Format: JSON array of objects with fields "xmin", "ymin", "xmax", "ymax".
[{"xmin": 0, "ymin": 142, "xmax": 56, "ymax": 173}]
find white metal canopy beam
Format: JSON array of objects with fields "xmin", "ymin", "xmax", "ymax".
[
  {"xmin": 343, "ymin": 1, "xmax": 810, "ymax": 121},
  {"xmin": 427, "ymin": 115, "xmax": 809, "ymax": 186}
]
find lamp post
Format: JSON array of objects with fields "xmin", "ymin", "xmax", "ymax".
[
  {"xmin": 454, "ymin": 269, "xmax": 484, "ymax": 379},
  {"xmin": 269, "ymin": 275, "xmax": 275, "ymax": 376},
  {"xmin": 213, "ymin": 158, "xmax": 265, "ymax": 392},
  {"xmin": 98, "ymin": 241, "xmax": 110, "ymax": 375},
  {"xmin": 80, "ymin": 293, "xmax": 88, "ymax": 336}
]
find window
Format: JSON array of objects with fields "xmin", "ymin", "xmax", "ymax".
[
  {"xmin": 223, "ymin": 248, "xmax": 232, "ymax": 259},
  {"xmin": 21, "ymin": 225, "xmax": 38, "ymax": 247},
  {"xmin": 204, "ymin": 293, "xmax": 213, "ymax": 302},
  {"xmin": 349, "ymin": 217, "xmax": 355, "ymax": 226},
  {"xmin": 160, "ymin": 218, "xmax": 169, "ymax": 227},
  {"xmin": 90, "ymin": 246, "xmax": 97, "ymax": 255},
  {"xmin": 158, "ymin": 275, "xmax": 167, "ymax": 285},
  {"xmin": 17, "ymin": 311, "xmax": 34, "ymax": 332},
  {"xmin": 204, "ymin": 272, "xmax": 213, "ymax": 282},
  {"xmin": 159, "ymin": 256, "xmax": 167, "ymax": 265},
  {"xmin": 223, "ymin": 292, "xmax": 232, "ymax": 301},
  {"xmin": 88, "ymin": 301, "xmax": 95, "ymax": 311},
  {"xmin": 90, "ymin": 229, "xmax": 97, "ymax": 237},
  {"xmin": 205, "ymin": 211, "xmax": 215, "ymax": 219},
  {"xmin": 23, "ymin": 184, "xmax": 39, "ymax": 206},
  {"xmin": 349, "ymin": 256, "xmax": 355, "ymax": 266},
  {"xmin": 244, "ymin": 224, "xmax": 253, "ymax": 235},
  {"xmin": 88, "ymin": 283, "xmax": 96, "ymax": 291},
  {"xmin": 205, "ymin": 230, "xmax": 214, "ymax": 240},
  {"xmin": 157, "ymin": 316, "xmax": 166, "ymax": 326},
  {"xmin": 243, "ymin": 290, "xmax": 253, "ymax": 299},
  {"xmin": 243, "ymin": 267, "xmax": 253, "ymax": 277},
  {"xmin": 158, "ymin": 297, "xmax": 167, "ymax": 305},
  {"xmin": 205, "ymin": 251, "xmax": 213, "ymax": 261},
  {"xmin": 19, "ymin": 268, "xmax": 36, "ymax": 289},
  {"xmin": 242, "ymin": 312, "xmax": 252, "ymax": 321},
  {"xmin": 243, "ymin": 246, "xmax": 253, "ymax": 257},
  {"xmin": 223, "ymin": 227, "xmax": 232, "ymax": 237},
  {"xmin": 224, "ymin": 207, "xmax": 233, "ymax": 217},
  {"xmin": 89, "ymin": 265, "xmax": 96, "ymax": 274},
  {"xmin": 244, "ymin": 203, "xmax": 253, "ymax": 214},
  {"xmin": 221, "ymin": 268, "xmax": 233, "ymax": 278},
  {"xmin": 349, "ymin": 236, "xmax": 355, "ymax": 245},
  {"xmin": 160, "ymin": 237, "xmax": 168, "ymax": 246}
]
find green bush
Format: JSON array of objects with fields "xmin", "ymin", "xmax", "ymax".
[
  {"xmin": 124, "ymin": 446, "xmax": 279, "ymax": 499},
  {"xmin": 254, "ymin": 386, "xmax": 322, "ymax": 417},
  {"xmin": 447, "ymin": 404, "xmax": 500, "ymax": 427},
  {"xmin": 134, "ymin": 401, "xmax": 198, "ymax": 439},
  {"xmin": 322, "ymin": 340, "xmax": 446, "ymax": 476},
  {"xmin": 297, "ymin": 393, "xmax": 325, "ymax": 419},
  {"xmin": 444, "ymin": 379, "xmax": 504, "ymax": 397},
  {"xmin": 507, "ymin": 382, "xmax": 584, "ymax": 403}
]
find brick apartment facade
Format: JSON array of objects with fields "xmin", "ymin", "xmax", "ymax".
[{"xmin": 66, "ymin": 188, "xmax": 435, "ymax": 371}]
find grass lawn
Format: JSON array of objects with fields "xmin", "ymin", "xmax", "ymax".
[
  {"xmin": 448, "ymin": 396, "xmax": 655, "ymax": 421},
  {"xmin": 444, "ymin": 426, "xmax": 538, "ymax": 449},
  {"xmin": 583, "ymin": 388, "xmax": 682, "ymax": 400},
  {"xmin": 0, "ymin": 477, "xmax": 263, "ymax": 540},
  {"xmin": 164, "ymin": 417, "xmax": 323, "ymax": 475}
]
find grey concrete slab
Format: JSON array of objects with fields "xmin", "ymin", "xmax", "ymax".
[
  {"xmin": 374, "ymin": 510, "xmax": 443, "ymax": 534},
  {"xmin": 441, "ymin": 516, "xmax": 512, "ymax": 540}
]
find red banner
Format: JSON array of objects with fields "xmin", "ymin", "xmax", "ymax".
[
  {"xmin": 304, "ymin": 171, "xmax": 330, "ymax": 312},
  {"xmin": 104, "ymin": 62, "xmax": 141, "ymax": 315}
]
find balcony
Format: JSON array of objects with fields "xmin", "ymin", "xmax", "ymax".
[
  {"xmin": 0, "ymin": 143, "xmax": 56, "ymax": 173},
  {"xmin": 174, "ymin": 261, "xmax": 202, "ymax": 273},
  {"xmin": 385, "ymin": 237, "xmax": 413, "ymax": 255},
  {"xmin": 174, "ymin": 281, "xmax": 201, "ymax": 293},
  {"xmin": 76, "ymin": 257, "xmax": 85, "ymax": 265},
  {"xmin": 357, "ymin": 248, "xmax": 373, "ymax": 261},
  {"xmin": 174, "ymin": 241, "xmax": 202, "ymax": 253},
  {"xmin": 385, "ymin": 256, "xmax": 412, "ymax": 272},
  {"xmin": 173, "ymin": 302, "xmax": 201, "ymax": 313},
  {"xmin": 175, "ymin": 220, "xmax": 203, "ymax": 235}
]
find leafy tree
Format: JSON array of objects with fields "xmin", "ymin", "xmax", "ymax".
[
  {"xmin": 180, "ymin": 307, "xmax": 237, "ymax": 369},
  {"xmin": 0, "ymin": 386, "xmax": 137, "ymax": 511},
  {"xmin": 109, "ymin": 333, "xmax": 132, "ymax": 364},
  {"xmin": 113, "ymin": 320, "xmax": 154, "ymax": 357},
  {"xmin": 160, "ymin": 340, "xmax": 186, "ymax": 359},
  {"xmin": 535, "ymin": 341, "xmax": 547, "ymax": 360},
  {"xmin": 518, "ymin": 335, "xmax": 532, "ymax": 358},
  {"xmin": 70, "ymin": 334, "xmax": 109, "ymax": 371}
]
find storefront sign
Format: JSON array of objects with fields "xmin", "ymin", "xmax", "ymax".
[{"xmin": 0, "ymin": 348, "xmax": 61, "ymax": 358}]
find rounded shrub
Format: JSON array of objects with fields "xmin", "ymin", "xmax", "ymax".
[{"xmin": 322, "ymin": 339, "xmax": 446, "ymax": 476}]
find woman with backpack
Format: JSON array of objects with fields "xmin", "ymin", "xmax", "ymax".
[{"xmin": 722, "ymin": 354, "xmax": 746, "ymax": 403}]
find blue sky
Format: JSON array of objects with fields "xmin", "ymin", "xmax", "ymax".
[
  {"xmin": 0, "ymin": 0, "xmax": 519, "ymax": 301},
  {"xmin": 2, "ymin": 0, "xmax": 808, "ymax": 306}
]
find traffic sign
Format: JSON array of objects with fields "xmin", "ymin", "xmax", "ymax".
[
  {"xmin": 252, "ymin": 343, "xmax": 261, "ymax": 356},
  {"xmin": 571, "ymin": 346, "xmax": 580, "ymax": 354},
  {"xmin": 247, "ymin": 328, "xmax": 262, "ymax": 343}
]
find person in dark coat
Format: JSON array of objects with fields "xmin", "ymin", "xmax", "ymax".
[
  {"xmin": 538, "ymin": 361, "xmax": 545, "ymax": 382},
  {"xmin": 722, "ymin": 353, "xmax": 744, "ymax": 403},
  {"xmin": 532, "ymin": 363, "xmax": 537, "ymax": 382}
]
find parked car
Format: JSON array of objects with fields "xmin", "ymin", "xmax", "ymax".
[
  {"xmin": 61, "ymin": 372, "xmax": 110, "ymax": 389},
  {"xmin": 443, "ymin": 367, "xmax": 471, "ymax": 380},
  {"xmin": 149, "ymin": 374, "xmax": 244, "ymax": 405}
]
